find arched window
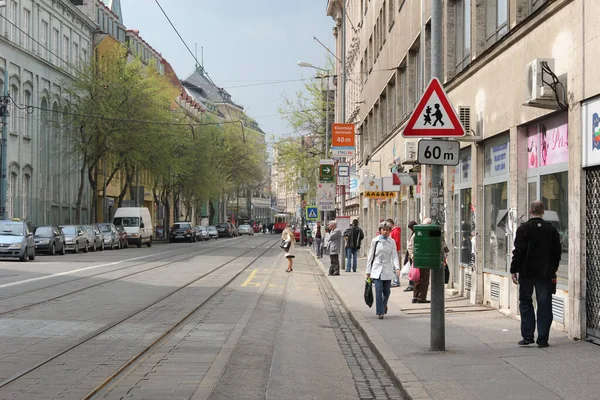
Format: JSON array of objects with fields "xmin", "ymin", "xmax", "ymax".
[
  {"xmin": 10, "ymin": 85, "xmax": 18, "ymax": 133},
  {"xmin": 22, "ymin": 174, "xmax": 30, "ymax": 219},
  {"xmin": 24, "ymin": 91, "xmax": 32, "ymax": 137},
  {"xmin": 8, "ymin": 172, "xmax": 17, "ymax": 218}
]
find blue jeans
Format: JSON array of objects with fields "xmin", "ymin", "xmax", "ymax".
[
  {"xmin": 314, "ymin": 238, "xmax": 322, "ymax": 257},
  {"xmin": 374, "ymin": 279, "xmax": 391, "ymax": 316},
  {"xmin": 519, "ymin": 277, "xmax": 554, "ymax": 344},
  {"xmin": 346, "ymin": 247, "xmax": 358, "ymax": 271}
]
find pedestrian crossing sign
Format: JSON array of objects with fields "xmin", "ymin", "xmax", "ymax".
[{"xmin": 306, "ymin": 206, "xmax": 319, "ymax": 221}]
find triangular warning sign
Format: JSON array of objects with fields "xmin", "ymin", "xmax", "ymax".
[{"xmin": 402, "ymin": 78, "xmax": 465, "ymax": 137}]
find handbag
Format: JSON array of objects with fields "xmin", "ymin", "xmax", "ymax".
[
  {"xmin": 280, "ymin": 239, "xmax": 290, "ymax": 251},
  {"xmin": 364, "ymin": 278, "xmax": 374, "ymax": 308},
  {"xmin": 408, "ymin": 264, "xmax": 421, "ymax": 282}
]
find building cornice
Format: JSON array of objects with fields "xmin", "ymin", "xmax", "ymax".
[{"xmin": 51, "ymin": 0, "xmax": 97, "ymax": 33}]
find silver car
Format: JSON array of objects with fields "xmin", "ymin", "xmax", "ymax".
[
  {"xmin": 0, "ymin": 219, "xmax": 35, "ymax": 261},
  {"xmin": 60, "ymin": 225, "xmax": 89, "ymax": 253},
  {"xmin": 238, "ymin": 224, "xmax": 254, "ymax": 236}
]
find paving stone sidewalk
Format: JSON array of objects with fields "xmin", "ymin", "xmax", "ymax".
[{"xmin": 309, "ymin": 248, "xmax": 600, "ymax": 400}]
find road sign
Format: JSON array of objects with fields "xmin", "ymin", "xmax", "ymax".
[
  {"xmin": 332, "ymin": 123, "xmax": 355, "ymax": 156},
  {"xmin": 402, "ymin": 78, "xmax": 465, "ymax": 137},
  {"xmin": 306, "ymin": 206, "xmax": 319, "ymax": 221},
  {"xmin": 301, "ymin": 200, "xmax": 307, "ymax": 209},
  {"xmin": 319, "ymin": 159, "xmax": 335, "ymax": 182},
  {"xmin": 417, "ymin": 140, "xmax": 460, "ymax": 166},
  {"xmin": 317, "ymin": 182, "xmax": 336, "ymax": 211}
]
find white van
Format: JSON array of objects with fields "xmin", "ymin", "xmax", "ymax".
[{"xmin": 112, "ymin": 207, "xmax": 153, "ymax": 248}]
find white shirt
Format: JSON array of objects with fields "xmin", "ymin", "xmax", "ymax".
[{"xmin": 366, "ymin": 236, "xmax": 400, "ymax": 280}]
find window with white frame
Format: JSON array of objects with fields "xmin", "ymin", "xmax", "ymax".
[
  {"xmin": 73, "ymin": 42, "xmax": 79, "ymax": 67},
  {"xmin": 41, "ymin": 21, "xmax": 49, "ymax": 59},
  {"xmin": 22, "ymin": 174, "xmax": 30, "ymax": 219},
  {"xmin": 455, "ymin": 0, "xmax": 471, "ymax": 72},
  {"xmin": 52, "ymin": 28, "xmax": 59, "ymax": 65},
  {"xmin": 9, "ymin": 1, "xmax": 17, "ymax": 42},
  {"xmin": 24, "ymin": 91, "xmax": 31, "ymax": 137},
  {"xmin": 485, "ymin": 0, "xmax": 508, "ymax": 47},
  {"xmin": 63, "ymin": 36, "xmax": 70, "ymax": 69},
  {"xmin": 82, "ymin": 48, "xmax": 88, "ymax": 64},
  {"xmin": 10, "ymin": 85, "xmax": 18, "ymax": 133},
  {"xmin": 22, "ymin": 9, "xmax": 30, "ymax": 50},
  {"xmin": 8, "ymin": 172, "xmax": 17, "ymax": 218}
]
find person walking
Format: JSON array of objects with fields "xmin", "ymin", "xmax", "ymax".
[
  {"xmin": 388, "ymin": 219, "xmax": 402, "ymax": 287},
  {"xmin": 366, "ymin": 221, "xmax": 401, "ymax": 319},
  {"xmin": 511, "ymin": 201, "xmax": 562, "ymax": 348},
  {"xmin": 345, "ymin": 219, "xmax": 364, "ymax": 272},
  {"xmin": 327, "ymin": 220, "xmax": 342, "ymax": 276},
  {"xmin": 409, "ymin": 218, "xmax": 432, "ymax": 303},
  {"xmin": 281, "ymin": 226, "xmax": 296, "ymax": 273},
  {"xmin": 314, "ymin": 221, "xmax": 323, "ymax": 258}
]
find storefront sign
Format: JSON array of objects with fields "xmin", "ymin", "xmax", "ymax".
[
  {"xmin": 583, "ymin": 98, "xmax": 600, "ymax": 168},
  {"xmin": 485, "ymin": 140, "xmax": 509, "ymax": 178},
  {"xmin": 365, "ymin": 191, "xmax": 396, "ymax": 199},
  {"xmin": 527, "ymin": 114, "xmax": 568, "ymax": 168}
]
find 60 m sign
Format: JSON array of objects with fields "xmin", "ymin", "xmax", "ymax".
[{"xmin": 417, "ymin": 139, "xmax": 460, "ymax": 166}]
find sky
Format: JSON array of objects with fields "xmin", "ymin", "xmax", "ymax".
[{"xmin": 119, "ymin": 0, "xmax": 335, "ymax": 142}]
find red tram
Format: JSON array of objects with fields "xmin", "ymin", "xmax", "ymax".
[{"xmin": 273, "ymin": 214, "xmax": 290, "ymax": 234}]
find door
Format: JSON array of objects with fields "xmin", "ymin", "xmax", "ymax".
[{"xmin": 586, "ymin": 167, "xmax": 600, "ymax": 339}]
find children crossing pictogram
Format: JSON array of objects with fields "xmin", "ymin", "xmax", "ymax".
[{"xmin": 403, "ymin": 78, "xmax": 464, "ymax": 137}]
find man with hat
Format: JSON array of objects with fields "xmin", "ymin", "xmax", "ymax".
[{"xmin": 327, "ymin": 220, "xmax": 343, "ymax": 276}]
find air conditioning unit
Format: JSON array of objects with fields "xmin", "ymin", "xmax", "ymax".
[
  {"xmin": 404, "ymin": 142, "xmax": 417, "ymax": 164},
  {"xmin": 526, "ymin": 58, "xmax": 555, "ymax": 102},
  {"xmin": 457, "ymin": 106, "xmax": 471, "ymax": 135}
]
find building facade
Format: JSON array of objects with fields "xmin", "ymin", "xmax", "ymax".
[
  {"xmin": 327, "ymin": 0, "xmax": 600, "ymax": 339},
  {"xmin": 0, "ymin": 0, "xmax": 95, "ymax": 226}
]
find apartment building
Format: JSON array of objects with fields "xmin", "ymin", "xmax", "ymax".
[
  {"xmin": 0, "ymin": 0, "xmax": 95, "ymax": 225},
  {"xmin": 327, "ymin": 0, "xmax": 600, "ymax": 339}
]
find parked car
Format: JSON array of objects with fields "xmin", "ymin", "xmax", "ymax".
[
  {"xmin": 238, "ymin": 224, "xmax": 254, "ymax": 236},
  {"xmin": 196, "ymin": 226, "xmax": 210, "ymax": 241},
  {"xmin": 82, "ymin": 225, "xmax": 103, "ymax": 252},
  {"xmin": 0, "ymin": 219, "xmax": 35, "ymax": 261},
  {"xmin": 60, "ymin": 225, "xmax": 89, "ymax": 253},
  {"xmin": 34, "ymin": 225, "xmax": 66, "ymax": 255},
  {"xmin": 115, "ymin": 225, "xmax": 129, "ymax": 249},
  {"xmin": 216, "ymin": 222, "xmax": 233, "ymax": 238},
  {"xmin": 207, "ymin": 225, "xmax": 219, "ymax": 239},
  {"xmin": 170, "ymin": 222, "xmax": 195, "ymax": 243},
  {"xmin": 192, "ymin": 226, "xmax": 203, "ymax": 242},
  {"xmin": 96, "ymin": 223, "xmax": 121, "ymax": 250}
]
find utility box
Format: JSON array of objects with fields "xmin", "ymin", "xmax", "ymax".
[{"xmin": 413, "ymin": 224, "xmax": 443, "ymax": 269}]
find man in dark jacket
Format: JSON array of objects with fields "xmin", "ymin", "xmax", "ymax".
[
  {"xmin": 510, "ymin": 201, "xmax": 562, "ymax": 348},
  {"xmin": 344, "ymin": 219, "xmax": 364, "ymax": 272}
]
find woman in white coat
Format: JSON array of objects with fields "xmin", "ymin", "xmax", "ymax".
[{"xmin": 366, "ymin": 221, "xmax": 401, "ymax": 319}]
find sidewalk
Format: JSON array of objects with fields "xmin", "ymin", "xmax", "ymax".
[{"xmin": 309, "ymin": 249, "xmax": 600, "ymax": 400}]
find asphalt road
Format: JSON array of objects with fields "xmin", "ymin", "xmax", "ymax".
[{"xmin": 0, "ymin": 235, "xmax": 403, "ymax": 400}]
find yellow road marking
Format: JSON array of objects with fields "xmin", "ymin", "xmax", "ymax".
[{"xmin": 241, "ymin": 268, "xmax": 259, "ymax": 287}]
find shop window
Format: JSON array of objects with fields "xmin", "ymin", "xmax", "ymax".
[
  {"xmin": 484, "ymin": 140, "xmax": 509, "ymax": 177},
  {"xmin": 541, "ymin": 172, "xmax": 568, "ymax": 281},
  {"xmin": 484, "ymin": 182, "xmax": 509, "ymax": 272}
]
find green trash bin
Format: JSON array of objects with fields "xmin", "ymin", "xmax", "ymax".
[{"xmin": 413, "ymin": 224, "xmax": 443, "ymax": 269}]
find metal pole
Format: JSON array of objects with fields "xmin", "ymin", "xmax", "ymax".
[
  {"xmin": 300, "ymin": 193, "xmax": 305, "ymax": 246},
  {"xmin": 340, "ymin": 1, "xmax": 347, "ymax": 268},
  {"xmin": 1, "ymin": 69, "xmax": 8, "ymax": 219},
  {"xmin": 103, "ymin": 159, "xmax": 107, "ymax": 222},
  {"xmin": 325, "ymin": 75, "xmax": 330, "ymax": 223},
  {"xmin": 430, "ymin": 0, "xmax": 445, "ymax": 352}
]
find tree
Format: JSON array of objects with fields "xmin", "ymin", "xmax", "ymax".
[
  {"xmin": 276, "ymin": 75, "xmax": 329, "ymax": 201},
  {"xmin": 63, "ymin": 45, "xmax": 178, "ymax": 222}
]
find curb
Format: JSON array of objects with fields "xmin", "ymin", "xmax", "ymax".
[{"xmin": 309, "ymin": 251, "xmax": 432, "ymax": 400}]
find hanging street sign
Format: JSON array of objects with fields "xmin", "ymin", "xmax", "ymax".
[
  {"xmin": 319, "ymin": 159, "xmax": 335, "ymax": 182},
  {"xmin": 317, "ymin": 182, "xmax": 336, "ymax": 211},
  {"xmin": 306, "ymin": 206, "xmax": 319, "ymax": 221},
  {"xmin": 402, "ymin": 78, "xmax": 465, "ymax": 138},
  {"xmin": 331, "ymin": 123, "xmax": 356, "ymax": 156},
  {"xmin": 364, "ymin": 191, "xmax": 396, "ymax": 199},
  {"xmin": 417, "ymin": 139, "xmax": 460, "ymax": 166},
  {"xmin": 337, "ymin": 162, "xmax": 350, "ymax": 186}
]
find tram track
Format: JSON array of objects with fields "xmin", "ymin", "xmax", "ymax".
[
  {"xmin": 0, "ymin": 236, "xmax": 258, "ymax": 317},
  {"xmin": 0, "ymin": 238, "xmax": 277, "ymax": 395}
]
